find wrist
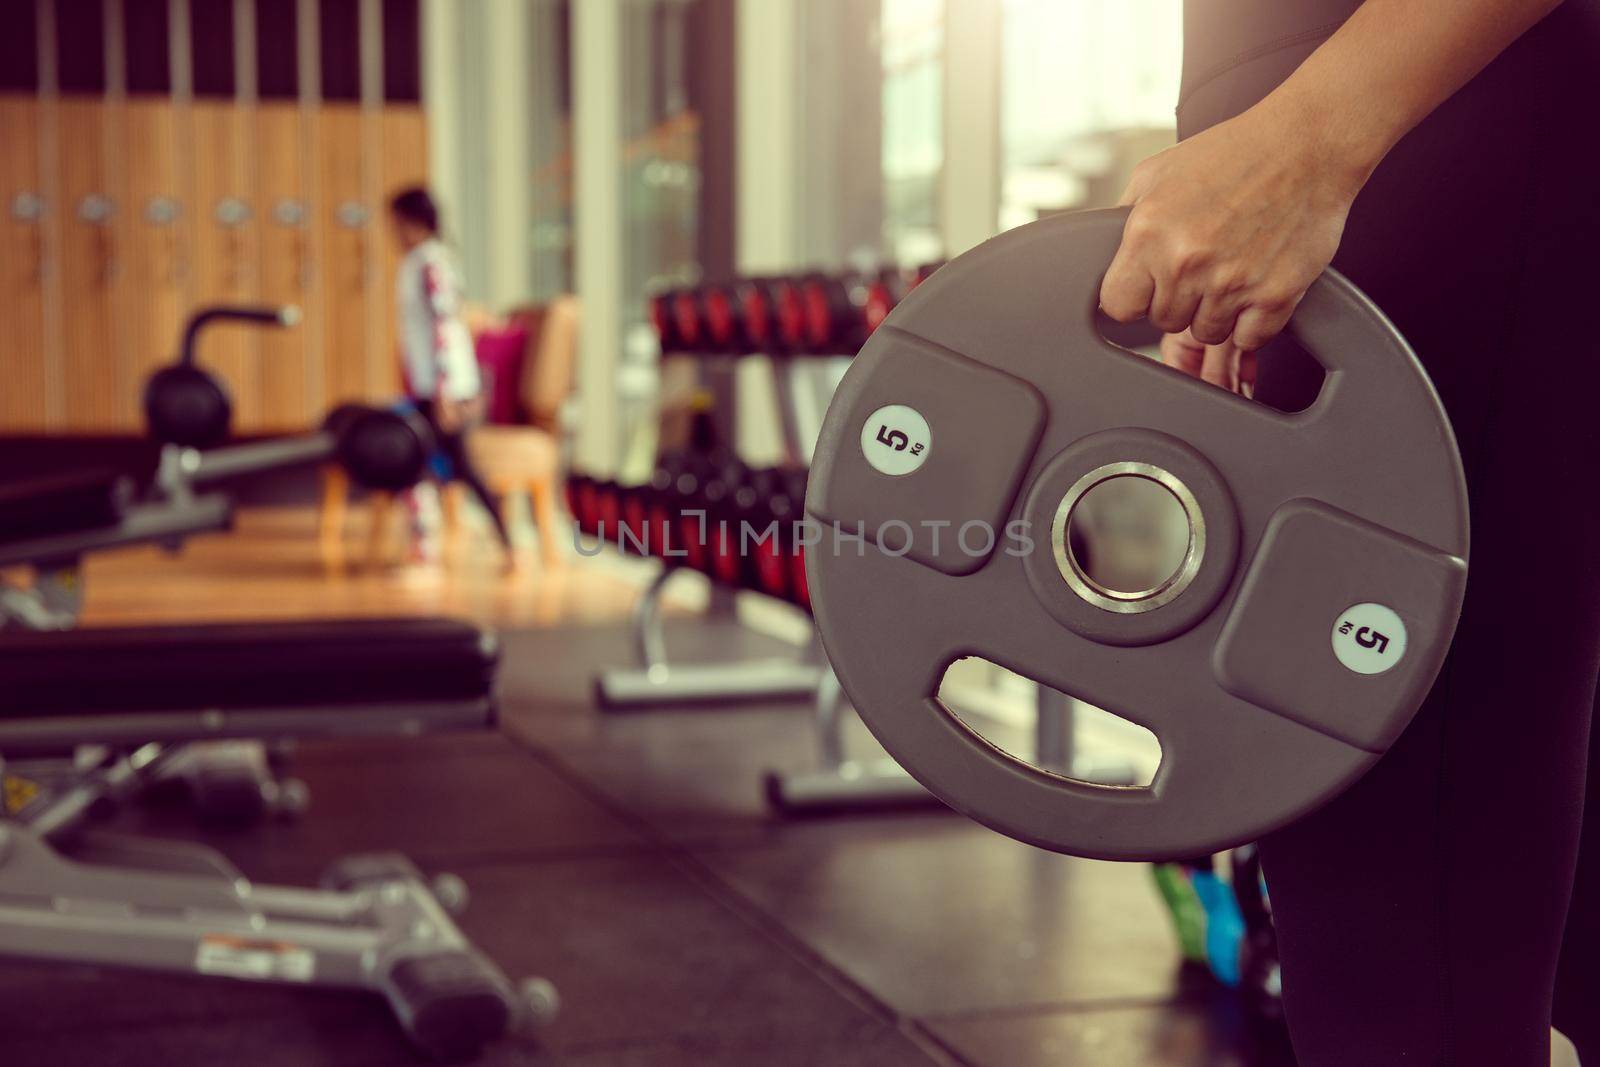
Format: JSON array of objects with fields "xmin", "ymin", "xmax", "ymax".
[{"xmin": 1254, "ymin": 76, "xmax": 1395, "ymax": 200}]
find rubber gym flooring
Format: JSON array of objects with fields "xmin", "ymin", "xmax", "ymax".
[{"xmin": 0, "ymin": 615, "xmax": 1299, "ymax": 1066}]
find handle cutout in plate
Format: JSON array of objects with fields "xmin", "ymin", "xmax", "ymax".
[
  {"xmin": 938, "ymin": 657, "xmax": 1159, "ymax": 789},
  {"xmin": 1093, "ymin": 309, "xmax": 1326, "ymax": 415}
]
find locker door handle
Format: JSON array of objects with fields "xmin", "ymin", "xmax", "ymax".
[
  {"xmin": 11, "ymin": 192, "xmax": 43, "ymax": 222},
  {"xmin": 145, "ymin": 196, "xmax": 180, "ymax": 226},
  {"xmin": 272, "ymin": 198, "xmax": 306, "ymax": 227},
  {"xmin": 214, "ymin": 197, "xmax": 251, "ymax": 227},
  {"xmin": 77, "ymin": 193, "xmax": 113, "ymax": 223},
  {"xmin": 145, "ymin": 197, "xmax": 182, "ymax": 285},
  {"xmin": 293, "ymin": 227, "xmax": 310, "ymax": 291},
  {"xmin": 273, "ymin": 198, "xmax": 310, "ymax": 290},
  {"xmin": 336, "ymin": 200, "xmax": 369, "ymax": 289},
  {"xmin": 335, "ymin": 200, "xmax": 368, "ymax": 228},
  {"xmin": 215, "ymin": 197, "xmax": 252, "ymax": 291},
  {"xmin": 78, "ymin": 194, "xmax": 117, "ymax": 285},
  {"xmin": 12, "ymin": 192, "xmax": 44, "ymax": 284}
]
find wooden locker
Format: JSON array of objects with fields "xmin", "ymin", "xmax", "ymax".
[
  {"xmin": 377, "ymin": 103, "xmax": 427, "ymax": 396},
  {"xmin": 189, "ymin": 100, "xmax": 261, "ymax": 430},
  {"xmin": 317, "ymin": 102, "xmax": 372, "ymax": 407},
  {"xmin": 115, "ymin": 97, "xmax": 186, "ymax": 426},
  {"xmin": 255, "ymin": 101, "xmax": 311, "ymax": 429},
  {"xmin": 55, "ymin": 98, "xmax": 121, "ymax": 431},
  {"xmin": 0, "ymin": 97, "xmax": 51, "ymax": 432}
]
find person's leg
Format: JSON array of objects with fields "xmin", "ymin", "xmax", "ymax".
[
  {"xmin": 1259, "ymin": 471, "xmax": 1598, "ymax": 1064},
  {"xmin": 1555, "ymin": 685, "xmax": 1600, "ymax": 1061},
  {"xmin": 1174, "ymin": 8, "xmax": 1600, "ymax": 1061},
  {"xmin": 400, "ymin": 480, "xmax": 443, "ymax": 563},
  {"xmin": 1238, "ymin": 9, "xmax": 1600, "ymax": 1060},
  {"xmin": 440, "ymin": 429, "xmax": 513, "ymax": 551}
]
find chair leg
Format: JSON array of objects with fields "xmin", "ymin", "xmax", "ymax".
[
  {"xmin": 530, "ymin": 476, "xmax": 563, "ymax": 570},
  {"xmin": 366, "ymin": 492, "xmax": 394, "ymax": 566},
  {"xmin": 319, "ymin": 465, "xmax": 350, "ymax": 570},
  {"xmin": 441, "ymin": 483, "xmax": 465, "ymax": 555}
]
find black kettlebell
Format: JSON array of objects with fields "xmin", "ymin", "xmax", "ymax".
[
  {"xmin": 145, "ymin": 304, "xmax": 300, "ymax": 448},
  {"xmin": 337, "ymin": 408, "xmax": 435, "ymax": 491},
  {"xmin": 144, "ymin": 363, "xmax": 232, "ymax": 449},
  {"xmin": 320, "ymin": 402, "xmax": 369, "ymax": 443}
]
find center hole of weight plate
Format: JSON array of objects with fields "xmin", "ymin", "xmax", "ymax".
[{"xmin": 1052, "ymin": 463, "xmax": 1205, "ymax": 614}]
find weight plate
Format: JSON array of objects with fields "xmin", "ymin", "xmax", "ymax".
[{"xmin": 804, "ymin": 207, "xmax": 1469, "ymax": 861}]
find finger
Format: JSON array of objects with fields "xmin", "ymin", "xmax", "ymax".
[
  {"xmin": 1159, "ymin": 331, "xmax": 1206, "ymax": 378},
  {"xmin": 1237, "ymin": 348, "xmax": 1258, "ymax": 398},
  {"xmin": 1099, "ymin": 253, "xmax": 1155, "ymax": 325},
  {"xmin": 1233, "ymin": 302, "xmax": 1297, "ymax": 353},
  {"xmin": 1189, "ymin": 292, "xmax": 1243, "ymax": 347},
  {"xmin": 1099, "ymin": 207, "xmax": 1160, "ymax": 321},
  {"xmin": 1148, "ymin": 272, "xmax": 1204, "ymax": 336},
  {"xmin": 1200, "ymin": 341, "xmax": 1238, "ymax": 390}
]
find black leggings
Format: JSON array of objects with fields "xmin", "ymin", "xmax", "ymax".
[
  {"xmin": 414, "ymin": 400, "xmax": 511, "ymax": 550},
  {"xmin": 1179, "ymin": 2, "xmax": 1600, "ymax": 1063}
]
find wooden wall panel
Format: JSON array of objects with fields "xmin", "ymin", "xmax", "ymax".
[
  {"xmin": 188, "ymin": 100, "xmax": 261, "ymax": 430},
  {"xmin": 116, "ymin": 98, "xmax": 185, "ymax": 425},
  {"xmin": 55, "ymin": 97, "xmax": 120, "ymax": 430},
  {"xmin": 0, "ymin": 98, "xmax": 51, "ymax": 432},
  {"xmin": 256, "ymin": 101, "xmax": 312, "ymax": 429},
  {"xmin": 377, "ymin": 103, "xmax": 427, "ymax": 397},
  {"xmin": 318, "ymin": 102, "xmax": 372, "ymax": 407}
]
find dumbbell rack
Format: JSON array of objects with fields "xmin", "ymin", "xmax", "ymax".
[
  {"xmin": 594, "ymin": 562, "xmax": 825, "ymax": 708},
  {"xmin": 594, "ymin": 281, "xmax": 830, "ymax": 711},
  {"xmin": 586, "ymin": 268, "xmax": 1137, "ymax": 811}
]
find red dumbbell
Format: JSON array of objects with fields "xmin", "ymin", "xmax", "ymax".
[
  {"xmin": 649, "ymin": 290, "xmax": 681, "ymax": 354},
  {"xmin": 737, "ymin": 278, "xmax": 777, "ymax": 352},
  {"xmin": 672, "ymin": 288, "xmax": 708, "ymax": 352},
  {"xmin": 703, "ymin": 282, "xmax": 747, "ymax": 354},
  {"xmin": 771, "ymin": 277, "xmax": 807, "ymax": 353}
]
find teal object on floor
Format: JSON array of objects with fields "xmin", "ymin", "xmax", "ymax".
[{"xmin": 1193, "ymin": 870, "xmax": 1245, "ymax": 988}]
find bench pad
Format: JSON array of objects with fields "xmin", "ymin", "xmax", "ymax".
[
  {"xmin": 0, "ymin": 618, "xmax": 498, "ymax": 716},
  {"xmin": 0, "ymin": 470, "xmax": 129, "ymax": 543}
]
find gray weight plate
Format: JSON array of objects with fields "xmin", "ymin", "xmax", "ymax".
[{"xmin": 804, "ymin": 207, "xmax": 1469, "ymax": 861}]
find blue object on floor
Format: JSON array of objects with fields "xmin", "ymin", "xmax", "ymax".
[{"xmin": 1193, "ymin": 869, "xmax": 1245, "ymax": 988}]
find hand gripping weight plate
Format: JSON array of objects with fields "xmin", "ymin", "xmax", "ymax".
[{"xmin": 804, "ymin": 208, "xmax": 1469, "ymax": 861}]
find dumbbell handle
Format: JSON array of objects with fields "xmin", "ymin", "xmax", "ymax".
[
  {"xmin": 177, "ymin": 432, "xmax": 335, "ymax": 486},
  {"xmin": 180, "ymin": 304, "xmax": 301, "ymax": 365}
]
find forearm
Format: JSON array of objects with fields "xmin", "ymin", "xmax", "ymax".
[{"xmin": 1260, "ymin": 0, "xmax": 1563, "ymax": 192}]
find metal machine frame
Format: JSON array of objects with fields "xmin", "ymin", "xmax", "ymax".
[
  {"xmin": 765, "ymin": 667, "xmax": 1139, "ymax": 814},
  {"xmin": 0, "ymin": 695, "xmax": 554, "ymax": 1061},
  {"xmin": 594, "ymin": 564, "xmax": 824, "ymax": 709}
]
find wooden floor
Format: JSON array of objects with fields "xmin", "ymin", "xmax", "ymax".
[{"xmin": 70, "ymin": 504, "xmax": 656, "ymax": 629}]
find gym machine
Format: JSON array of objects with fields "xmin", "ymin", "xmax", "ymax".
[
  {"xmin": 0, "ymin": 440, "xmax": 556, "ymax": 1059},
  {"xmin": 0, "ymin": 615, "xmax": 556, "ymax": 1061},
  {"xmin": 3, "ymin": 305, "xmax": 441, "ymax": 821}
]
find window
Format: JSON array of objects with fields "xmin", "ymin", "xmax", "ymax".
[
  {"xmin": 881, "ymin": 0, "xmax": 945, "ymax": 266},
  {"xmin": 1000, "ymin": 0, "xmax": 1182, "ymax": 229}
]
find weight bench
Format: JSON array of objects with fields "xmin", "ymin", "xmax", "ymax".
[{"xmin": 0, "ymin": 617, "xmax": 556, "ymax": 1060}]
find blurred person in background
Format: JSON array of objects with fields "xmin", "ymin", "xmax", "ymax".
[{"xmin": 390, "ymin": 186, "xmax": 513, "ymax": 565}]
